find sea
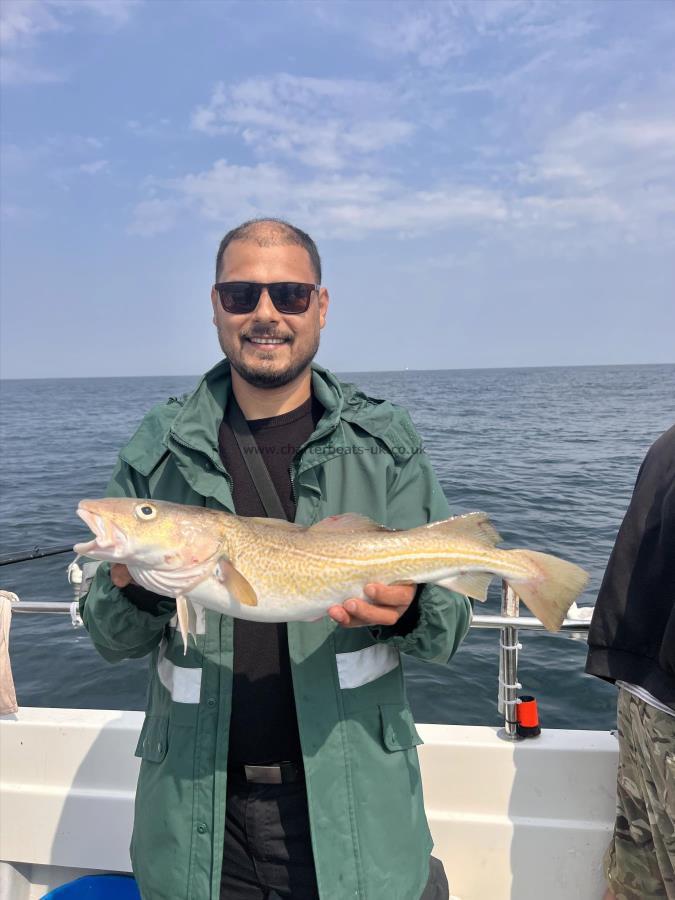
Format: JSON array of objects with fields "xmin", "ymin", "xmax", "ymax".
[{"xmin": 1, "ymin": 364, "xmax": 673, "ymax": 731}]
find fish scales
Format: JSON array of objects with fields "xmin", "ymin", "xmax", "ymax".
[{"xmin": 230, "ymin": 522, "xmax": 539, "ymax": 597}]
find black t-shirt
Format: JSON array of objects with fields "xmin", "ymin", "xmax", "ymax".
[{"xmin": 218, "ymin": 393, "xmax": 324, "ymax": 766}]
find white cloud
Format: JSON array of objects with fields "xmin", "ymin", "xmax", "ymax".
[
  {"xmin": 0, "ymin": 55, "xmax": 65, "ymax": 84},
  {"xmin": 0, "ymin": 134, "xmax": 108, "ymax": 202},
  {"xmin": 78, "ymin": 159, "xmax": 108, "ymax": 175},
  {"xmin": 0, "ymin": 134, "xmax": 103, "ymax": 170},
  {"xmin": 516, "ymin": 109, "xmax": 675, "ymax": 239},
  {"xmin": 0, "ymin": 0, "xmax": 139, "ymax": 84},
  {"xmin": 129, "ymin": 158, "xmax": 507, "ymax": 238},
  {"xmin": 465, "ymin": 0, "xmax": 595, "ymax": 44},
  {"xmin": 0, "ymin": 0, "xmax": 63, "ymax": 47},
  {"xmin": 364, "ymin": 4, "xmax": 466, "ymax": 68},
  {"xmin": 126, "ymin": 117, "xmax": 172, "ymax": 138},
  {"xmin": 191, "ymin": 75, "xmax": 414, "ymax": 170},
  {"xmin": 129, "ymin": 103, "xmax": 675, "ymax": 249},
  {"xmin": 0, "ymin": 202, "xmax": 43, "ymax": 222},
  {"xmin": 61, "ymin": 0, "xmax": 139, "ymax": 27},
  {"xmin": 319, "ymin": 0, "xmax": 594, "ymax": 70}
]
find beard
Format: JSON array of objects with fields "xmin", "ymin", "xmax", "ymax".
[{"xmin": 217, "ymin": 328, "xmax": 320, "ymax": 389}]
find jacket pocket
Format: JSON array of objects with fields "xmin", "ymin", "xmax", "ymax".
[
  {"xmin": 379, "ymin": 703, "xmax": 423, "ymax": 751},
  {"xmin": 134, "ymin": 715, "xmax": 169, "ymax": 762}
]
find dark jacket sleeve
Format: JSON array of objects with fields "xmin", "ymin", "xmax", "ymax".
[{"xmin": 585, "ymin": 426, "xmax": 675, "ymax": 703}]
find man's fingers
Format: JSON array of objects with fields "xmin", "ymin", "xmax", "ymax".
[
  {"xmin": 364, "ymin": 582, "xmax": 416, "ymax": 605},
  {"xmin": 327, "ymin": 605, "xmax": 351, "ymax": 626},
  {"xmin": 328, "ymin": 600, "xmax": 402, "ymax": 628},
  {"xmin": 343, "ymin": 598, "xmax": 403, "ymax": 627},
  {"xmin": 111, "ymin": 563, "xmax": 132, "ymax": 588},
  {"xmin": 328, "ymin": 584, "xmax": 416, "ymax": 628}
]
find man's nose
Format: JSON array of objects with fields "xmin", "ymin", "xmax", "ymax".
[{"xmin": 252, "ymin": 287, "xmax": 279, "ymax": 321}]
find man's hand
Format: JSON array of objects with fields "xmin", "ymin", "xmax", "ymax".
[
  {"xmin": 328, "ymin": 583, "xmax": 416, "ymax": 628},
  {"xmin": 111, "ymin": 564, "xmax": 134, "ymax": 589}
]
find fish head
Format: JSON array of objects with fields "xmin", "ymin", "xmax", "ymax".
[{"xmin": 74, "ymin": 498, "xmax": 227, "ymax": 569}]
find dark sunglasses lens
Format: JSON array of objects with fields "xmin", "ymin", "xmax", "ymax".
[
  {"xmin": 269, "ymin": 283, "xmax": 313, "ymax": 314},
  {"xmin": 218, "ymin": 283, "xmax": 259, "ymax": 313}
]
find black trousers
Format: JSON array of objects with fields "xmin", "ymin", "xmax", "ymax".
[{"xmin": 220, "ymin": 777, "xmax": 449, "ymax": 899}]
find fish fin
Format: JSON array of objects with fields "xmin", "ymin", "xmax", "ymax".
[
  {"xmin": 186, "ymin": 598, "xmax": 199, "ymax": 637},
  {"xmin": 176, "ymin": 595, "xmax": 190, "ymax": 655},
  {"xmin": 439, "ymin": 572, "xmax": 494, "ymax": 602},
  {"xmin": 422, "ymin": 512, "xmax": 501, "ymax": 546},
  {"xmin": 214, "ymin": 558, "xmax": 258, "ymax": 607},
  {"xmin": 506, "ymin": 549, "xmax": 589, "ymax": 632},
  {"xmin": 246, "ymin": 516, "xmax": 305, "ymax": 531},
  {"xmin": 309, "ymin": 513, "xmax": 391, "ymax": 533}
]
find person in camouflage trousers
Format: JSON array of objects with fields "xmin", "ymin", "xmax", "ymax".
[
  {"xmin": 603, "ymin": 689, "xmax": 675, "ymax": 899},
  {"xmin": 586, "ymin": 426, "xmax": 675, "ymax": 900}
]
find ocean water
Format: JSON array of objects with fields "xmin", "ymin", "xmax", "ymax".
[{"xmin": 1, "ymin": 364, "xmax": 673, "ymax": 730}]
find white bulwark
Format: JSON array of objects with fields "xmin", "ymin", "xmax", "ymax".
[{"xmin": 0, "ymin": 707, "xmax": 618, "ymax": 899}]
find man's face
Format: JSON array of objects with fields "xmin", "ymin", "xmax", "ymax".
[{"xmin": 211, "ymin": 241, "xmax": 329, "ymax": 389}]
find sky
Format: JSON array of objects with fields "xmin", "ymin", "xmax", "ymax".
[{"xmin": 1, "ymin": 0, "xmax": 674, "ymax": 379}]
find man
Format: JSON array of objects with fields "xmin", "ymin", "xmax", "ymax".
[
  {"xmin": 586, "ymin": 425, "xmax": 675, "ymax": 900},
  {"xmin": 80, "ymin": 219, "xmax": 472, "ymax": 900}
]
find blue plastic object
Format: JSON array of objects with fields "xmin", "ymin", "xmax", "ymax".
[{"xmin": 41, "ymin": 874, "xmax": 140, "ymax": 899}]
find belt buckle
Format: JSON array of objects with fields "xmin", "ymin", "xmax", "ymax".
[{"xmin": 244, "ymin": 764, "xmax": 283, "ymax": 784}]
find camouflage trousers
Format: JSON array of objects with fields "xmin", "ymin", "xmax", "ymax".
[{"xmin": 604, "ymin": 688, "xmax": 675, "ymax": 899}]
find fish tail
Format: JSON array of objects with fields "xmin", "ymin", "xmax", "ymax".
[{"xmin": 506, "ymin": 549, "xmax": 589, "ymax": 632}]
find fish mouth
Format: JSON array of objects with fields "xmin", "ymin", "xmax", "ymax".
[{"xmin": 74, "ymin": 503, "xmax": 128, "ymax": 559}]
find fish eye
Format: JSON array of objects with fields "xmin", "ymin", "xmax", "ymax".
[{"xmin": 135, "ymin": 503, "xmax": 157, "ymax": 520}]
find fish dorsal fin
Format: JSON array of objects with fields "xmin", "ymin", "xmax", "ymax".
[
  {"xmin": 309, "ymin": 513, "xmax": 391, "ymax": 534},
  {"xmin": 423, "ymin": 512, "xmax": 501, "ymax": 546},
  {"xmin": 246, "ymin": 516, "xmax": 305, "ymax": 531}
]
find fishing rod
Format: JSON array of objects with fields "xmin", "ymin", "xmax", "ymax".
[{"xmin": 0, "ymin": 544, "xmax": 77, "ymax": 567}]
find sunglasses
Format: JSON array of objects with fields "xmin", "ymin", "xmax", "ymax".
[{"xmin": 214, "ymin": 281, "xmax": 320, "ymax": 315}]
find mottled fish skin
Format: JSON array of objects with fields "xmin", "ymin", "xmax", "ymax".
[{"xmin": 75, "ymin": 498, "xmax": 589, "ymax": 647}]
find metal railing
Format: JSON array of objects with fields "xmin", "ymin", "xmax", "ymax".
[
  {"xmin": 8, "ymin": 583, "xmax": 592, "ymax": 742},
  {"xmin": 9, "ymin": 599, "xmax": 592, "ymax": 632},
  {"xmin": 12, "ymin": 601, "xmax": 80, "ymax": 616}
]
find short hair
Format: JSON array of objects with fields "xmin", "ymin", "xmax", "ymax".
[{"xmin": 215, "ymin": 218, "xmax": 322, "ymax": 283}]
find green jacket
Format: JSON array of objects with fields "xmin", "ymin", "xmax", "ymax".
[{"xmin": 80, "ymin": 360, "xmax": 472, "ymax": 900}]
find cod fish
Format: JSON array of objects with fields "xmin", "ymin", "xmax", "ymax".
[{"xmin": 74, "ymin": 498, "xmax": 588, "ymax": 652}]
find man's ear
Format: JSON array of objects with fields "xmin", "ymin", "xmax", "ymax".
[
  {"xmin": 211, "ymin": 287, "xmax": 219, "ymax": 325},
  {"xmin": 318, "ymin": 287, "xmax": 329, "ymax": 329}
]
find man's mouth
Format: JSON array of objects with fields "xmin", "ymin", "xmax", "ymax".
[{"xmin": 244, "ymin": 336, "xmax": 291, "ymax": 347}]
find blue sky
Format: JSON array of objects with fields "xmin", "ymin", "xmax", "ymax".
[{"xmin": 1, "ymin": 0, "xmax": 674, "ymax": 378}]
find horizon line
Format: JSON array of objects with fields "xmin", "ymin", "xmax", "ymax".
[{"xmin": 1, "ymin": 360, "xmax": 673, "ymax": 382}]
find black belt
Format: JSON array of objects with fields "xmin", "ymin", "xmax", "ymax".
[{"xmin": 228, "ymin": 762, "xmax": 304, "ymax": 785}]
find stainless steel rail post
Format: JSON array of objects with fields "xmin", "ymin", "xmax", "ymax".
[{"xmin": 497, "ymin": 581, "xmax": 523, "ymax": 741}]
